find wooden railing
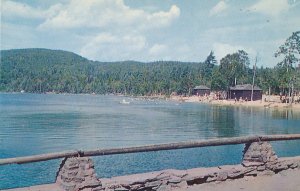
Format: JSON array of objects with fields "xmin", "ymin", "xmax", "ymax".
[{"xmin": 1, "ymin": 134, "xmax": 300, "ymax": 166}]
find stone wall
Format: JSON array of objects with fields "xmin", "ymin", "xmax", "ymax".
[
  {"xmin": 100, "ymin": 158, "xmax": 300, "ymax": 191},
  {"xmin": 56, "ymin": 142, "xmax": 300, "ymax": 191}
]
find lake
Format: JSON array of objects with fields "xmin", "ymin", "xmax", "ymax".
[{"xmin": 0, "ymin": 93, "xmax": 300, "ymax": 189}]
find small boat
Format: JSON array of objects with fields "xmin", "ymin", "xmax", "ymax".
[{"xmin": 120, "ymin": 99, "xmax": 130, "ymax": 104}]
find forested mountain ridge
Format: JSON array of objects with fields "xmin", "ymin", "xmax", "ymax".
[
  {"xmin": 1, "ymin": 48, "xmax": 89, "ymax": 64},
  {"xmin": 1, "ymin": 45, "xmax": 299, "ymax": 96},
  {"xmin": 0, "ymin": 48, "xmax": 209, "ymax": 95},
  {"xmin": 1, "ymin": 48, "xmax": 94, "ymax": 93}
]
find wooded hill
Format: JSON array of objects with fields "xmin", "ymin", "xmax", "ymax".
[
  {"xmin": 0, "ymin": 44, "xmax": 299, "ymax": 96},
  {"xmin": 0, "ymin": 48, "xmax": 209, "ymax": 95}
]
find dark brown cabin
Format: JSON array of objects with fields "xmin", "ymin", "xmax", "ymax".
[
  {"xmin": 193, "ymin": 85, "xmax": 210, "ymax": 96},
  {"xmin": 229, "ymin": 84, "xmax": 262, "ymax": 101}
]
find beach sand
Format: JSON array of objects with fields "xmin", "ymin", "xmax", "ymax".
[{"xmin": 169, "ymin": 95, "xmax": 300, "ymax": 110}]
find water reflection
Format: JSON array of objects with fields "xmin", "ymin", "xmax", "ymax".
[
  {"xmin": 271, "ymin": 108, "xmax": 300, "ymax": 120},
  {"xmin": 211, "ymin": 106, "xmax": 236, "ymax": 137}
]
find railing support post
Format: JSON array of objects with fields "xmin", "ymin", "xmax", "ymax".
[
  {"xmin": 56, "ymin": 157, "xmax": 102, "ymax": 191},
  {"xmin": 242, "ymin": 141, "xmax": 278, "ymax": 167}
]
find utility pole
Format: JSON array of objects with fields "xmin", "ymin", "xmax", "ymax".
[
  {"xmin": 288, "ymin": 48, "xmax": 293, "ymax": 105},
  {"xmin": 251, "ymin": 55, "xmax": 258, "ymax": 101}
]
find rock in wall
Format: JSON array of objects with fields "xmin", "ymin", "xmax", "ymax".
[
  {"xmin": 56, "ymin": 157, "xmax": 102, "ymax": 191},
  {"xmin": 242, "ymin": 141, "xmax": 278, "ymax": 167}
]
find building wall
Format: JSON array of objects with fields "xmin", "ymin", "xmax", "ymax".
[
  {"xmin": 193, "ymin": 89, "xmax": 210, "ymax": 96},
  {"xmin": 229, "ymin": 90, "xmax": 262, "ymax": 101}
]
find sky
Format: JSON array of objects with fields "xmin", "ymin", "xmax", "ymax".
[{"xmin": 1, "ymin": 0, "xmax": 300, "ymax": 67}]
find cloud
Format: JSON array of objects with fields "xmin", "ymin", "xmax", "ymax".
[
  {"xmin": 38, "ymin": 0, "xmax": 180, "ymax": 30},
  {"xmin": 80, "ymin": 33, "xmax": 194, "ymax": 62},
  {"xmin": 148, "ymin": 43, "xmax": 192, "ymax": 61},
  {"xmin": 2, "ymin": 0, "xmax": 180, "ymax": 30},
  {"xmin": 2, "ymin": 0, "xmax": 63, "ymax": 19},
  {"xmin": 149, "ymin": 44, "xmax": 168, "ymax": 56},
  {"xmin": 209, "ymin": 1, "xmax": 228, "ymax": 16},
  {"xmin": 212, "ymin": 43, "xmax": 255, "ymax": 61},
  {"xmin": 80, "ymin": 33, "xmax": 146, "ymax": 61},
  {"xmin": 147, "ymin": 5, "xmax": 180, "ymax": 27},
  {"xmin": 249, "ymin": 0, "xmax": 290, "ymax": 16},
  {"xmin": 2, "ymin": 0, "xmax": 44, "ymax": 19},
  {"xmin": 2, "ymin": 0, "xmax": 182, "ymax": 62}
]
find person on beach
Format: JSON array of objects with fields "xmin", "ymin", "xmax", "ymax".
[{"xmin": 280, "ymin": 92, "xmax": 282, "ymax": 101}]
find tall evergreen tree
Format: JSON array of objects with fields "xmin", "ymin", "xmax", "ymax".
[{"xmin": 203, "ymin": 51, "xmax": 217, "ymax": 84}]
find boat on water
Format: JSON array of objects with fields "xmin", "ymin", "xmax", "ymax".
[{"xmin": 120, "ymin": 99, "xmax": 130, "ymax": 104}]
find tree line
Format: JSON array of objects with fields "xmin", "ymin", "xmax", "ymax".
[{"xmin": 1, "ymin": 32, "xmax": 299, "ymax": 96}]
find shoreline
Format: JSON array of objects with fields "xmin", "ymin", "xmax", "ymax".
[
  {"xmin": 1, "ymin": 92, "xmax": 300, "ymax": 110},
  {"xmin": 169, "ymin": 95, "xmax": 300, "ymax": 110}
]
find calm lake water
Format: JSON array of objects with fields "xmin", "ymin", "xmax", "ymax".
[{"xmin": 0, "ymin": 93, "xmax": 300, "ymax": 189}]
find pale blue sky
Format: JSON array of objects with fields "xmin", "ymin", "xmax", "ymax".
[{"xmin": 1, "ymin": 0, "xmax": 299, "ymax": 67}]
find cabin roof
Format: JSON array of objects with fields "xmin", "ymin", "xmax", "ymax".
[
  {"xmin": 193, "ymin": 85, "xmax": 210, "ymax": 90},
  {"xmin": 230, "ymin": 84, "xmax": 262, "ymax": 91}
]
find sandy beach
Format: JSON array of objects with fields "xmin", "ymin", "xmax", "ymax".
[{"xmin": 170, "ymin": 95, "xmax": 300, "ymax": 110}]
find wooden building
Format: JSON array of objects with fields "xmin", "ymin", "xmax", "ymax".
[
  {"xmin": 229, "ymin": 84, "xmax": 262, "ymax": 101},
  {"xmin": 193, "ymin": 85, "xmax": 210, "ymax": 96}
]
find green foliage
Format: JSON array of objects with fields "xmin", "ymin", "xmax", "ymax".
[
  {"xmin": 274, "ymin": 31, "xmax": 300, "ymax": 94},
  {"xmin": 0, "ymin": 48, "xmax": 216, "ymax": 95},
  {"xmin": 202, "ymin": 51, "xmax": 217, "ymax": 84},
  {"xmin": 211, "ymin": 67, "xmax": 227, "ymax": 90},
  {"xmin": 255, "ymin": 67, "xmax": 279, "ymax": 94},
  {"xmin": 1, "ymin": 41, "xmax": 298, "ymax": 96},
  {"xmin": 219, "ymin": 50, "xmax": 251, "ymax": 87},
  {"xmin": 275, "ymin": 31, "xmax": 300, "ymax": 67}
]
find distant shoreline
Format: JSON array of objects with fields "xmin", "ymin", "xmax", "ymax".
[
  {"xmin": 1, "ymin": 92, "xmax": 300, "ymax": 110},
  {"xmin": 169, "ymin": 95, "xmax": 300, "ymax": 110}
]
